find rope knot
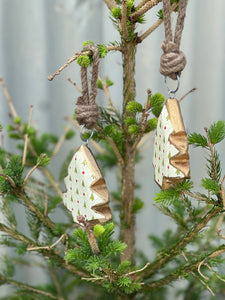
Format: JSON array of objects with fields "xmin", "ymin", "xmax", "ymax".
[
  {"xmin": 76, "ymin": 44, "xmax": 100, "ymax": 129},
  {"xmin": 160, "ymin": 41, "xmax": 186, "ymax": 80},
  {"xmin": 76, "ymin": 96, "xmax": 99, "ymax": 129}
]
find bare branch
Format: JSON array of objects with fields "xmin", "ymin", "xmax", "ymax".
[
  {"xmin": 48, "ymin": 46, "xmax": 121, "ymax": 82},
  {"xmin": 0, "ymin": 174, "xmax": 16, "ymax": 188},
  {"xmin": 103, "ymin": 0, "xmax": 117, "ymax": 10},
  {"xmin": 22, "ymin": 105, "xmax": 33, "ymax": 165},
  {"xmin": 0, "ymin": 78, "xmax": 18, "ymax": 117},
  {"xmin": 217, "ymin": 229, "xmax": 225, "ymax": 241},
  {"xmin": 23, "ymin": 154, "xmax": 47, "ymax": 187},
  {"xmin": 139, "ymin": 18, "xmax": 163, "ymax": 42},
  {"xmin": 137, "ymin": 0, "xmax": 152, "ymax": 9},
  {"xmin": 48, "ymin": 54, "xmax": 79, "ymax": 81},
  {"xmin": 97, "ymin": 74, "xmax": 121, "ymax": 121},
  {"xmin": 126, "ymin": 262, "xmax": 150, "ymax": 276},
  {"xmin": 27, "ymin": 233, "xmax": 68, "ymax": 251},
  {"xmin": 179, "ymin": 87, "xmax": 197, "ymax": 103},
  {"xmin": 0, "ymin": 274, "xmax": 58, "ymax": 299},
  {"xmin": 107, "ymin": 45, "xmax": 122, "ymax": 52},
  {"xmin": 67, "ymin": 77, "xmax": 82, "ymax": 93},
  {"xmin": 51, "ymin": 126, "xmax": 72, "ymax": 157},
  {"xmin": 197, "ymin": 259, "xmax": 209, "ymax": 281},
  {"xmin": 131, "ymin": 0, "xmax": 161, "ymax": 22},
  {"xmin": 138, "ymin": 2, "xmax": 178, "ymax": 42}
]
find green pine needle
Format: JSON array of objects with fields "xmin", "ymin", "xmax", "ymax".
[
  {"xmin": 201, "ymin": 178, "xmax": 220, "ymax": 194},
  {"xmin": 188, "ymin": 133, "xmax": 208, "ymax": 148},
  {"xmin": 102, "ymin": 240, "xmax": 127, "ymax": 257},
  {"xmin": 126, "ymin": 101, "xmax": 143, "ymax": 113},
  {"xmin": 150, "ymin": 93, "xmax": 165, "ymax": 117},
  {"xmin": 208, "ymin": 121, "xmax": 225, "ymax": 145}
]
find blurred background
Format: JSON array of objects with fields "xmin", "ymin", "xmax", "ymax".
[{"xmin": 0, "ymin": 0, "xmax": 225, "ymax": 297}]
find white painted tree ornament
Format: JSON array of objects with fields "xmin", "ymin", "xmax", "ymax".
[
  {"xmin": 63, "ymin": 144, "xmax": 112, "ymax": 226},
  {"xmin": 153, "ymin": 98, "xmax": 190, "ymax": 189}
]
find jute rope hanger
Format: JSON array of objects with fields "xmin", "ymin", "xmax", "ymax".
[
  {"xmin": 160, "ymin": 0, "xmax": 188, "ymax": 80},
  {"xmin": 76, "ymin": 44, "xmax": 99, "ymax": 129}
]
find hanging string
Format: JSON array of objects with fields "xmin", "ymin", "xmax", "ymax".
[
  {"xmin": 159, "ymin": 0, "xmax": 188, "ymax": 80},
  {"xmin": 76, "ymin": 44, "xmax": 99, "ymax": 129}
]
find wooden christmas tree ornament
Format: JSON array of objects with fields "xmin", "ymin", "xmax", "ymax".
[
  {"xmin": 153, "ymin": 97, "xmax": 190, "ymax": 189},
  {"xmin": 153, "ymin": 0, "xmax": 190, "ymax": 189},
  {"xmin": 63, "ymin": 144, "xmax": 112, "ymax": 226},
  {"xmin": 63, "ymin": 44, "xmax": 111, "ymax": 227}
]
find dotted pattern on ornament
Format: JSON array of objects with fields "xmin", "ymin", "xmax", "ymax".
[
  {"xmin": 153, "ymin": 105, "xmax": 185, "ymax": 187},
  {"xmin": 63, "ymin": 148, "xmax": 105, "ymax": 223}
]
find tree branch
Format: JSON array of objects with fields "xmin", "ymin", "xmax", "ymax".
[
  {"xmin": 143, "ymin": 244, "xmax": 225, "ymax": 291},
  {"xmin": 0, "ymin": 223, "xmax": 33, "ymax": 245},
  {"xmin": 18, "ymin": 191, "xmax": 56, "ymax": 232},
  {"xmin": 139, "ymin": 18, "xmax": 163, "ymax": 42},
  {"xmin": 131, "ymin": 0, "xmax": 161, "ymax": 22},
  {"xmin": 103, "ymin": 0, "xmax": 117, "ymax": 10},
  {"xmin": 0, "ymin": 78, "xmax": 18, "ymax": 117},
  {"xmin": 23, "ymin": 154, "xmax": 47, "ymax": 187},
  {"xmin": 22, "ymin": 105, "xmax": 33, "ymax": 166},
  {"xmin": 133, "ymin": 207, "xmax": 221, "ymax": 280},
  {"xmin": 0, "ymin": 223, "xmax": 87, "ymax": 277},
  {"xmin": 0, "ymin": 274, "xmax": 58, "ymax": 299},
  {"xmin": 0, "ymin": 174, "xmax": 16, "ymax": 188},
  {"xmin": 138, "ymin": 2, "xmax": 178, "ymax": 42},
  {"xmin": 48, "ymin": 46, "xmax": 121, "ymax": 81}
]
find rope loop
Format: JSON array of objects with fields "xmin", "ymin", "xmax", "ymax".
[
  {"xmin": 76, "ymin": 44, "xmax": 99, "ymax": 129},
  {"xmin": 159, "ymin": 0, "xmax": 188, "ymax": 80}
]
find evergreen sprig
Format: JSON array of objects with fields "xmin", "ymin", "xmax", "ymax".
[{"xmin": 0, "ymin": 155, "xmax": 24, "ymax": 193}]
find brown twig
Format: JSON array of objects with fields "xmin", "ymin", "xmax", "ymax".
[
  {"xmin": 139, "ymin": 19, "xmax": 163, "ymax": 42},
  {"xmin": 105, "ymin": 136, "xmax": 124, "ymax": 167},
  {"xmin": 95, "ymin": 125, "xmax": 124, "ymax": 167},
  {"xmin": 217, "ymin": 229, "xmax": 225, "ymax": 241},
  {"xmin": 131, "ymin": 0, "xmax": 161, "ymax": 22},
  {"xmin": 22, "ymin": 105, "xmax": 33, "ymax": 166},
  {"xmin": 103, "ymin": 0, "xmax": 117, "ymax": 10},
  {"xmin": 137, "ymin": 0, "xmax": 152, "ymax": 9},
  {"xmin": 67, "ymin": 77, "xmax": 82, "ymax": 93},
  {"xmin": 51, "ymin": 126, "xmax": 72, "ymax": 157},
  {"xmin": 48, "ymin": 54, "xmax": 79, "ymax": 81},
  {"xmin": 133, "ymin": 207, "xmax": 221, "ymax": 281},
  {"xmin": 138, "ymin": 3, "xmax": 178, "ymax": 43},
  {"xmin": 48, "ymin": 46, "xmax": 121, "ymax": 82},
  {"xmin": 0, "ymin": 78, "xmax": 18, "ymax": 117},
  {"xmin": 18, "ymin": 191, "xmax": 56, "ymax": 231},
  {"xmin": 197, "ymin": 259, "xmax": 209, "ymax": 281},
  {"xmin": 179, "ymin": 87, "xmax": 197, "ymax": 102},
  {"xmin": 0, "ymin": 174, "xmax": 16, "ymax": 188},
  {"xmin": 27, "ymin": 233, "xmax": 67, "ymax": 251},
  {"xmin": 97, "ymin": 75, "xmax": 121, "ymax": 121},
  {"xmin": 142, "ymin": 244, "xmax": 225, "ymax": 292},
  {"xmin": 126, "ymin": 262, "xmax": 150, "ymax": 276},
  {"xmin": 0, "ymin": 274, "xmax": 58, "ymax": 299},
  {"xmin": 23, "ymin": 154, "xmax": 47, "ymax": 187},
  {"xmin": 182, "ymin": 190, "xmax": 213, "ymax": 203}
]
